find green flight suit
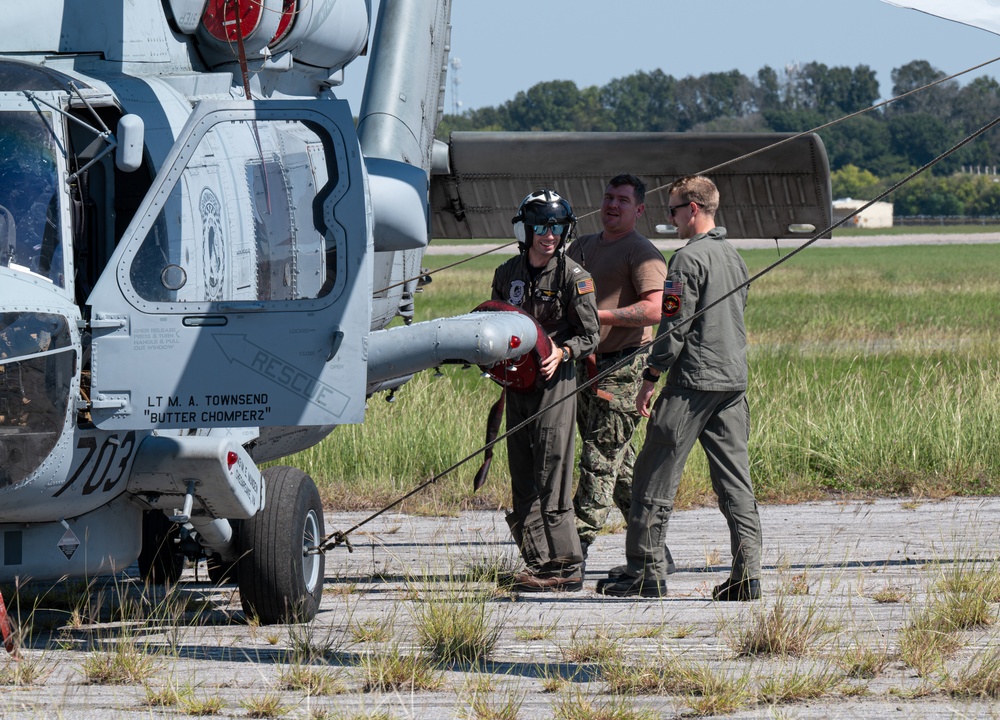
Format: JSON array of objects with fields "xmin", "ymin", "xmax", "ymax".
[
  {"xmin": 491, "ymin": 251, "xmax": 600, "ymax": 574},
  {"xmin": 625, "ymin": 227, "xmax": 762, "ymax": 584}
]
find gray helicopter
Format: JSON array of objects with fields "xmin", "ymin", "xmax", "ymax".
[
  {"xmin": 0, "ymin": 0, "xmax": 835, "ymax": 639},
  {"xmin": 0, "ymin": 0, "xmax": 550, "ymax": 630}
]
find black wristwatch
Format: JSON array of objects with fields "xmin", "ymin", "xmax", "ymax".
[{"xmin": 641, "ymin": 367, "xmax": 661, "ymax": 383}]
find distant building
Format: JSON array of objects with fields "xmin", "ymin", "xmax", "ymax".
[{"xmin": 832, "ymin": 198, "xmax": 893, "ymax": 229}]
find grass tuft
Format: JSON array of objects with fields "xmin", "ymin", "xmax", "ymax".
[
  {"xmin": 279, "ymin": 665, "xmax": 347, "ymax": 696},
  {"xmin": 310, "ymin": 712, "xmax": 396, "ymax": 720},
  {"xmin": 898, "ymin": 608, "xmax": 963, "ymax": 676},
  {"xmin": 942, "ymin": 646, "xmax": 1000, "ymax": 698},
  {"xmin": 560, "ymin": 627, "xmax": 621, "ymax": 664},
  {"xmin": 80, "ymin": 642, "xmax": 159, "ymax": 685},
  {"xmin": 935, "ymin": 560, "xmax": 1000, "ymax": 603},
  {"xmin": 350, "ymin": 617, "xmax": 394, "ymax": 644},
  {"xmin": 142, "ymin": 680, "xmax": 194, "ymax": 707},
  {"xmin": 0, "ymin": 655, "xmax": 52, "ymax": 686},
  {"xmin": 241, "ymin": 693, "xmax": 288, "ymax": 718},
  {"xmin": 539, "ymin": 668, "xmax": 567, "ymax": 694},
  {"xmin": 757, "ymin": 665, "xmax": 843, "ymax": 704},
  {"xmin": 601, "ymin": 652, "xmax": 753, "ymax": 713},
  {"xmin": 463, "ymin": 686, "xmax": 525, "ymax": 720},
  {"xmin": 463, "ymin": 549, "xmax": 522, "ymax": 584},
  {"xmin": 617, "ymin": 624, "xmax": 665, "ymax": 640},
  {"xmin": 358, "ymin": 644, "xmax": 444, "ymax": 692},
  {"xmin": 668, "ymin": 624, "xmax": 695, "ymax": 639},
  {"xmin": 412, "ymin": 586, "xmax": 506, "ymax": 664},
  {"xmin": 514, "ymin": 622, "xmax": 557, "ymax": 642},
  {"xmin": 179, "ymin": 694, "xmax": 226, "ymax": 716},
  {"xmin": 727, "ymin": 598, "xmax": 829, "ymax": 657},
  {"xmin": 286, "ymin": 620, "xmax": 339, "ymax": 664},
  {"xmin": 781, "ymin": 573, "xmax": 811, "ymax": 596},
  {"xmin": 681, "ymin": 665, "xmax": 755, "ymax": 717},
  {"xmin": 551, "ymin": 689, "xmax": 659, "ymax": 720},
  {"xmin": 836, "ymin": 640, "xmax": 894, "ymax": 679},
  {"xmin": 868, "ymin": 585, "xmax": 910, "ymax": 603}
]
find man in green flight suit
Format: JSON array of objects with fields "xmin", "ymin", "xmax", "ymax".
[{"xmin": 598, "ymin": 175, "xmax": 763, "ymax": 600}]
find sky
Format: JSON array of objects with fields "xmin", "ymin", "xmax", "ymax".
[{"xmin": 336, "ymin": 0, "xmax": 1000, "ymax": 114}]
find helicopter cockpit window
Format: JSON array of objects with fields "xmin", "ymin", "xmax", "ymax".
[
  {"xmin": 129, "ymin": 119, "xmax": 339, "ymax": 304},
  {"xmin": 0, "ymin": 311, "xmax": 73, "ymax": 489},
  {"xmin": 0, "ymin": 112, "xmax": 64, "ymax": 287}
]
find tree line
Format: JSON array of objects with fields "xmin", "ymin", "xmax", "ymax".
[{"xmin": 438, "ymin": 60, "xmax": 1000, "ymax": 217}]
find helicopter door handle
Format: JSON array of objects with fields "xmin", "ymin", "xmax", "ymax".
[{"xmin": 327, "ymin": 330, "xmax": 344, "ymax": 362}]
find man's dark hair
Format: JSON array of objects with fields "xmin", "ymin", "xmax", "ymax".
[{"xmin": 607, "ymin": 174, "xmax": 646, "ymax": 205}]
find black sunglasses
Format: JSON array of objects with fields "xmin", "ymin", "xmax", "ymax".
[
  {"xmin": 668, "ymin": 201, "xmax": 700, "ymax": 218},
  {"xmin": 532, "ymin": 224, "xmax": 566, "ymax": 236}
]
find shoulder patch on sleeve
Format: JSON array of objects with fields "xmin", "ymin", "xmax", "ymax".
[
  {"xmin": 576, "ymin": 277, "xmax": 595, "ymax": 295},
  {"xmin": 662, "ymin": 280, "xmax": 683, "ymax": 316}
]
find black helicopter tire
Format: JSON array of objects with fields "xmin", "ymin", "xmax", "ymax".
[
  {"xmin": 237, "ymin": 466, "xmax": 325, "ymax": 625},
  {"xmin": 206, "ymin": 519, "xmax": 241, "ymax": 586},
  {"xmin": 137, "ymin": 510, "xmax": 185, "ymax": 586}
]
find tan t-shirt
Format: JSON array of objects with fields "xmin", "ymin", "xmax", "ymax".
[{"xmin": 566, "ymin": 230, "xmax": 667, "ymax": 353}]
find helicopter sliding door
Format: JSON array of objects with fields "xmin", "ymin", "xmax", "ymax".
[{"xmin": 87, "ymin": 101, "xmax": 372, "ymax": 430}]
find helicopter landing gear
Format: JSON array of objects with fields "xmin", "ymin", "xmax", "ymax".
[
  {"xmin": 207, "ymin": 552, "xmax": 239, "ymax": 586},
  {"xmin": 137, "ymin": 510, "xmax": 186, "ymax": 585},
  {"xmin": 206, "ymin": 519, "xmax": 241, "ymax": 586},
  {"xmin": 237, "ymin": 466, "xmax": 325, "ymax": 625}
]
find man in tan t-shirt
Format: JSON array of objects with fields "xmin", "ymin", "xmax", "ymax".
[{"xmin": 566, "ymin": 174, "xmax": 671, "ymax": 570}]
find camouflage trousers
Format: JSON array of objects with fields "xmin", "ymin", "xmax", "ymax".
[{"xmin": 573, "ymin": 350, "xmax": 647, "ymax": 546}]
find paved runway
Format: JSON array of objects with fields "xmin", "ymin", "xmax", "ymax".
[
  {"xmin": 5, "ymin": 498, "xmax": 1000, "ymax": 719},
  {"xmin": 425, "ymin": 232, "xmax": 1000, "ymax": 255}
]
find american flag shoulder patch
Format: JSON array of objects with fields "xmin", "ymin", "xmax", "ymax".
[
  {"xmin": 576, "ymin": 277, "xmax": 595, "ymax": 295},
  {"xmin": 662, "ymin": 279, "xmax": 683, "ymax": 317}
]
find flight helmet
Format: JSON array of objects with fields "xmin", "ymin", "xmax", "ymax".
[{"xmin": 511, "ymin": 189, "xmax": 576, "ymax": 251}]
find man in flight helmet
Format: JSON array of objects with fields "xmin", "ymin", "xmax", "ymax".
[
  {"xmin": 489, "ymin": 189, "xmax": 600, "ymax": 592},
  {"xmin": 512, "ymin": 189, "xmax": 575, "ymax": 253}
]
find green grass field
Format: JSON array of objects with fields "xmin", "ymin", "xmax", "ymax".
[{"xmin": 285, "ymin": 243, "xmax": 1000, "ymax": 513}]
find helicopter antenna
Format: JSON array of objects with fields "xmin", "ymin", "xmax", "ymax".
[{"xmin": 450, "ymin": 56, "xmax": 462, "ymax": 115}]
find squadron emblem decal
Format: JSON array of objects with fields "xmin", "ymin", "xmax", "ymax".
[
  {"xmin": 508, "ymin": 279, "xmax": 526, "ymax": 306},
  {"xmin": 200, "ymin": 188, "xmax": 226, "ymax": 301}
]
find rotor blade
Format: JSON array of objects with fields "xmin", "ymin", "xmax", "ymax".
[
  {"xmin": 881, "ymin": 0, "xmax": 1000, "ymax": 36},
  {"xmin": 430, "ymin": 131, "xmax": 832, "ymax": 240}
]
